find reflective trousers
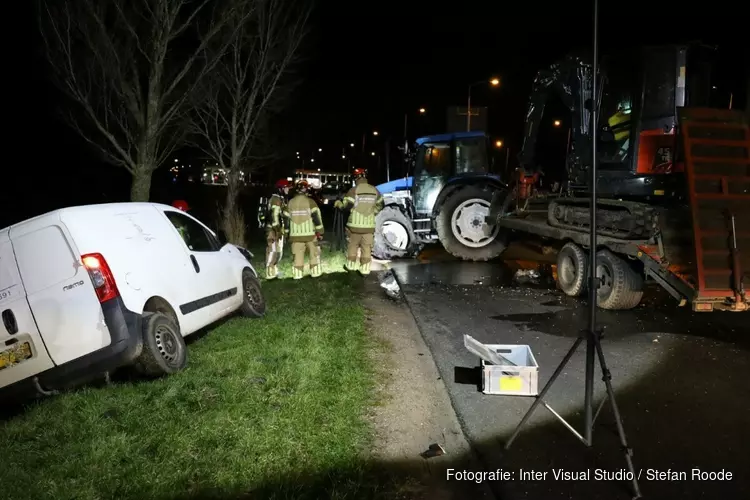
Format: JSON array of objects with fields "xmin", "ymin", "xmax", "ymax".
[
  {"xmin": 291, "ymin": 238, "xmax": 321, "ymax": 279},
  {"xmin": 265, "ymin": 229, "xmax": 284, "ymax": 279},
  {"xmin": 345, "ymin": 229, "xmax": 374, "ymax": 275}
]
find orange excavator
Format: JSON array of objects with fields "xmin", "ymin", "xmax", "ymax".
[{"xmin": 488, "ymin": 43, "xmax": 749, "ymax": 312}]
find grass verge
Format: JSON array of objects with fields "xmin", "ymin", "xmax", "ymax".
[{"xmin": 1, "ymin": 245, "xmax": 384, "ymax": 500}]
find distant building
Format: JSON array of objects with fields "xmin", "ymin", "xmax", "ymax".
[
  {"xmin": 294, "ymin": 169, "xmax": 352, "ymax": 189},
  {"xmin": 201, "ymin": 164, "xmax": 249, "ymax": 186}
]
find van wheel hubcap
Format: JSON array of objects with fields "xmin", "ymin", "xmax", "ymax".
[
  {"xmin": 155, "ymin": 325, "xmax": 179, "ymax": 364},
  {"xmin": 245, "ymin": 278, "xmax": 261, "ymax": 306}
]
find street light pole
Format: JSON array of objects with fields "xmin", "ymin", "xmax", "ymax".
[
  {"xmin": 467, "ymin": 85, "xmax": 472, "ymax": 131},
  {"xmin": 385, "ymin": 138, "xmax": 391, "ymax": 182}
]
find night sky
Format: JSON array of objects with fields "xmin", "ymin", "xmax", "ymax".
[{"xmin": 5, "ymin": 0, "xmax": 748, "ymax": 227}]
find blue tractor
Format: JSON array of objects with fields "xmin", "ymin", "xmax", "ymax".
[{"xmin": 373, "ymin": 131, "xmax": 508, "ymax": 261}]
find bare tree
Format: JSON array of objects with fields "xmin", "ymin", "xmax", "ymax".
[
  {"xmin": 38, "ymin": 0, "xmax": 243, "ymax": 201},
  {"xmin": 189, "ymin": 0, "xmax": 309, "ymax": 244}
]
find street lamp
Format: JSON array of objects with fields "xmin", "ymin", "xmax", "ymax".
[
  {"xmin": 371, "ymin": 152, "xmax": 376, "ymax": 156},
  {"xmin": 341, "ymin": 155, "xmax": 346, "ymax": 159},
  {"xmin": 495, "ymin": 140, "xmax": 503, "ymax": 148},
  {"xmin": 350, "ymin": 143, "xmax": 355, "ymax": 147},
  {"xmin": 373, "ymin": 131, "xmax": 379, "ymax": 136},
  {"xmin": 553, "ymin": 120, "xmax": 562, "ymax": 127},
  {"xmin": 467, "ymin": 77, "xmax": 501, "ymax": 131},
  {"xmin": 419, "ymin": 108, "xmax": 426, "ymax": 114}
]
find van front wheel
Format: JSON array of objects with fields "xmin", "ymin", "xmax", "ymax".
[{"xmin": 134, "ymin": 312, "xmax": 188, "ymax": 376}]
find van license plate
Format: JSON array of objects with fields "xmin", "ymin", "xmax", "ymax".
[{"xmin": 0, "ymin": 342, "xmax": 32, "ymax": 371}]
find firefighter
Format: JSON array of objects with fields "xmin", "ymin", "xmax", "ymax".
[
  {"xmin": 284, "ymin": 180, "xmax": 324, "ymax": 279},
  {"xmin": 607, "ymin": 100, "xmax": 632, "ymax": 159},
  {"xmin": 334, "ymin": 168, "xmax": 383, "ymax": 275},
  {"xmin": 264, "ymin": 179, "xmax": 291, "ymax": 279}
]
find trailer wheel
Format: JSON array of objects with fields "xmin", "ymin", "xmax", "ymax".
[
  {"xmin": 373, "ymin": 206, "xmax": 418, "ymax": 260},
  {"xmin": 595, "ymin": 249, "xmax": 644, "ymax": 310},
  {"xmin": 134, "ymin": 312, "xmax": 187, "ymax": 377},
  {"xmin": 557, "ymin": 242, "xmax": 588, "ymax": 297},
  {"xmin": 436, "ymin": 185, "xmax": 508, "ymax": 261}
]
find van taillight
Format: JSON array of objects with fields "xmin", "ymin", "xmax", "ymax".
[{"xmin": 81, "ymin": 253, "xmax": 119, "ymax": 303}]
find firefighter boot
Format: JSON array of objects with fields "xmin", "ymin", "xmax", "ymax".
[
  {"xmin": 359, "ymin": 261, "xmax": 371, "ymax": 276},
  {"xmin": 293, "ymin": 267, "xmax": 304, "ymax": 280},
  {"xmin": 345, "ymin": 260, "xmax": 359, "ymax": 272},
  {"xmin": 266, "ymin": 266, "xmax": 277, "ymax": 280}
]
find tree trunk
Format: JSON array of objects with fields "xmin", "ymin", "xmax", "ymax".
[
  {"xmin": 130, "ymin": 170, "xmax": 153, "ymax": 202},
  {"xmin": 222, "ymin": 170, "xmax": 246, "ymax": 246}
]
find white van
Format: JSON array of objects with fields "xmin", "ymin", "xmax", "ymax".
[{"xmin": 0, "ymin": 202, "xmax": 264, "ymax": 397}]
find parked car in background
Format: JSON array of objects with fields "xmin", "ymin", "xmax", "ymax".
[
  {"xmin": 0, "ymin": 202, "xmax": 265, "ymax": 398},
  {"xmin": 318, "ymin": 182, "xmax": 348, "ymax": 207}
]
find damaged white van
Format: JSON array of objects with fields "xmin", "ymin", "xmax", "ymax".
[{"xmin": 0, "ymin": 202, "xmax": 264, "ymax": 397}]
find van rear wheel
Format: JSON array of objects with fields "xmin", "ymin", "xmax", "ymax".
[{"xmin": 134, "ymin": 312, "xmax": 187, "ymax": 376}]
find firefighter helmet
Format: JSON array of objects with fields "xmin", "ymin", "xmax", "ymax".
[
  {"xmin": 353, "ymin": 168, "xmax": 367, "ymax": 179},
  {"xmin": 275, "ymin": 179, "xmax": 291, "ymax": 190},
  {"xmin": 172, "ymin": 200, "xmax": 189, "ymax": 211},
  {"xmin": 295, "ymin": 179, "xmax": 310, "ymax": 192}
]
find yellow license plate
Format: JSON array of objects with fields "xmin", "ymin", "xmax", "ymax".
[{"xmin": 0, "ymin": 342, "xmax": 32, "ymax": 370}]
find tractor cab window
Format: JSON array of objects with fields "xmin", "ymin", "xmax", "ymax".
[
  {"xmin": 598, "ymin": 54, "xmax": 637, "ymax": 168},
  {"xmin": 413, "ymin": 142, "xmax": 451, "ymax": 215},
  {"xmin": 455, "ymin": 137, "xmax": 489, "ymax": 174}
]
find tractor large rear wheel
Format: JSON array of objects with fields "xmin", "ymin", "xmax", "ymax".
[{"xmin": 436, "ymin": 185, "xmax": 508, "ymax": 261}]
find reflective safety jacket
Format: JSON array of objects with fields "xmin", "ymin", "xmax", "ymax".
[
  {"xmin": 608, "ymin": 110, "xmax": 631, "ymax": 141},
  {"xmin": 341, "ymin": 179, "xmax": 384, "ymax": 233},
  {"xmin": 264, "ymin": 194, "xmax": 287, "ymax": 231},
  {"xmin": 284, "ymin": 194, "xmax": 324, "ymax": 241}
]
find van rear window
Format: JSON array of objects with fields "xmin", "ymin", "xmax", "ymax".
[{"xmin": 13, "ymin": 226, "xmax": 78, "ymax": 294}]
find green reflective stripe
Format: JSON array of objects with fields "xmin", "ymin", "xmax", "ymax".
[
  {"xmin": 290, "ymin": 219, "xmax": 315, "ymax": 237},
  {"xmin": 348, "ymin": 209, "xmax": 375, "ymax": 228},
  {"xmin": 344, "ymin": 197, "xmax": 355, "ymax": 205},
  {"xmin": 271, "ymin": 205, "xmax": 281, "ymax": 226}
]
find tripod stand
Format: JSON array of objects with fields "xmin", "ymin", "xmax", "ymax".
[
  {"xmin": 332, "ymin": 205, "xmax": 347, "ymax": 252},
  {"xmin": 504, "ymin": 2, "xmax": 641, "ymax": 498},
  {"xmin": 503, "ymin": 328, "xmax": 642, "ymax": 499}
]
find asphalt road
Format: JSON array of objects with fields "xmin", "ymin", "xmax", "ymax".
[{"xmin": 391, "ymin": 260, "xmax": 750, "ymax": 500}]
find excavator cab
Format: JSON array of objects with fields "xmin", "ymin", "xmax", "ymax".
[{"xmin": 519, "ymin": 43, "xmax": 718, "ymax": 201}]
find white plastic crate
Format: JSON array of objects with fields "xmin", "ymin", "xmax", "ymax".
[{"xmin": 464, "ymin": 335, "xmax": 539, "ymax": 396}]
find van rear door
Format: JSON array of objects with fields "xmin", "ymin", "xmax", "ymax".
[
  {"xmin": 9, "ymin": 218, "xmax": 113, "ymax": 365},
  {"xmin": 0, "ymin": 228, "xmax": 54, "ymax": 389}
]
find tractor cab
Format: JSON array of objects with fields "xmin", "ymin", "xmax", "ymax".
[
  {"xmin": 410, "ymin": 131, "xmax": 493, "ymax": 216},
  {"xmin": 374, "ymin": 131, "xmax": 507, "ymax": 261}
]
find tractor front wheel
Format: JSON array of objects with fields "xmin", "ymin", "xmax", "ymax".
[
  {"xmin": 435, "ymin": 185, "xmax": 508, "ymax": 261},
  {"xmin": 373, "ymin": 206, "xmax": 419, "ymax": 260}
]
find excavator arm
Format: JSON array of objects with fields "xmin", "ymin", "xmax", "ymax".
[{"xmin": 517, "ymin": 54, "xmax": 595, "ymax": 179}]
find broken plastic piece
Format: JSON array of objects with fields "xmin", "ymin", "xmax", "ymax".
[{"xmin": 379, "ymin": 270, "xmax": 402, "ymax": 300}]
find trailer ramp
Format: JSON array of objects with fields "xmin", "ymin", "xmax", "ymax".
[{"xmin": 678, "ymin": 108, "xmax": 750, "ymax": 311}]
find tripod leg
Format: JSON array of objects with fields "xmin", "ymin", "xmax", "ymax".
[
  {"xmin": 594, "ymin": 337, "xmax": 642, "ymax": 499},
  {"xmin": 584, "ymin": 333, "xmax": 596, "ymax": 445},
  {"xmin": 505, "ymin": 337, "xmax": 584, "ymax": 450}
]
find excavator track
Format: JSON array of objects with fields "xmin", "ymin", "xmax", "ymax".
[{"xmin": 547, "ymin": 198, "xmax": 659, "ymax": 240}]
